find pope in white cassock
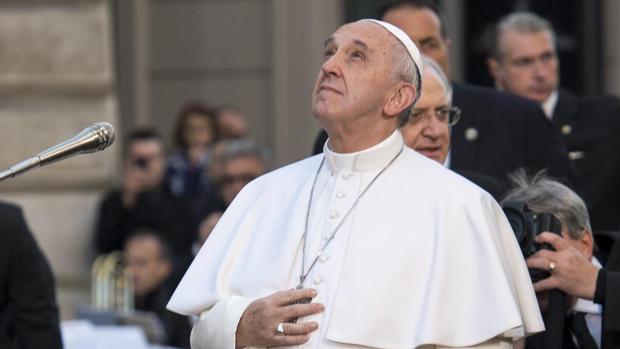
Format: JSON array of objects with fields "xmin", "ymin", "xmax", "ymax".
[{"xmin": 167, "ymin": 19, "xmax": 545, "ymax": 349}]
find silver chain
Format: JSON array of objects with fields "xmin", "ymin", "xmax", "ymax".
[{"xmin": 298, "ymin": 144, "xmax": 404, "ymax": 288}]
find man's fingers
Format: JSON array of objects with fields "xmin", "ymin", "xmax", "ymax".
[
  {"xmin": 273, "ymin": 288, "xmax": 318, "ymax": 306},
  {"xmin": 529, "ymin": 248, "xmax": 557, "ymax": 263},
  {"xmin": 279, "ymin": 321, "xmax": 319, "ymax": 336},
  {"xmin": 535, "ymin": 232, "xmax": 569, "ymax": 250},
  {"xmin": 271, "ymin": 334, "xmax": 311, "ymax": 347},
  {"xmin": 533, "ymin": 275, "xmax": 558, "ymax": 293},
  {"xmin": 526, "ymin": 256, "xmax": 552, "ymax": 271},
  {"xmin": 280, "ymin": 302, "xmax": 325, "ymax": 321}
]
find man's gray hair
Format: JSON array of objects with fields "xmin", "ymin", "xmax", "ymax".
[
  {"xmin": 502, "ymin": 170, "xmax": 591, "ymax": 239},
  {"xmin": 391, "ymin": 40, "xmax": 422, "ymax": 127},
  {"xmin": 420, "ymin": 55, "xmax": 452, "ymax": 104},
  {"xmin": 487, "ymin": 11, "xmax": 556, "ymax": 60}
]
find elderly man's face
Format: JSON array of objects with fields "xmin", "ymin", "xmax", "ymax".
[
  {"xmin": 488, "ymin": 29, "xmax": 559, "ymax": 103},
  {"xmin": 383, "ymin": 6, "xmax": 451, "ymax": 78},
  {"xmin": 311, "ymin": 22, "xmax": 398, "ymax": 126},
  {"xmin": 401, "ymin": 69, "xmax": 450, "ymax": 163}
]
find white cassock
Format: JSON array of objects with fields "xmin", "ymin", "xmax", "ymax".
[{"xmin": 167, "ymin": 130, "xmax": 544, "ymax": 349}]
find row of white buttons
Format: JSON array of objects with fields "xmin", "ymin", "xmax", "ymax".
[{"xmin": 313, "ymin": 255, "xmax": 330, "ymax": 284}]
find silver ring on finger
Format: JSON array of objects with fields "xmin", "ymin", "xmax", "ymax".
[{"xmin": 275, "ymin": 322, "xmax": 286, "ymax": 335}]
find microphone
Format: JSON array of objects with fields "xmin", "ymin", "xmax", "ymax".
[{"xmin": 0, "ymin": 122, "xmax": 115, "ymax": 182}]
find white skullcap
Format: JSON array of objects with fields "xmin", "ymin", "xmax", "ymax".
[{"xmin": 358, "ymin": 19, "xmax": 423, "ymax": 74}]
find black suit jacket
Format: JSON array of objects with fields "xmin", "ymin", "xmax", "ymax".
[
  {"xmin": 450, "ymin": 83, "xmax": 575, "ymax": 185},
  {"xmin": 601, "ymin": 239, "xmax": 620, "ymax": 349},
  {"xmin": 95, "ymin": 187, "xmax": 197, "ymax": 257},
  {"xmin": 551, "ymin": 90, "xmax": 620, "ymax": 232},
  {"xmin": 312, "ymin": 83, "xmax": 575, "ymax": 185},
  {"xmin": 0, "ymin": 203, "xmax": 63, "ymax": 349}
]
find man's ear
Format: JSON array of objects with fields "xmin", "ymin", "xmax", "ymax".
[
  {"xmin": 487, "ymin": 58, "xmax": 501, "ymax": 82},
  {"xmin": 384, "ymin": 83, "xmax": 416, "ymax": 119},
  {"xmin": 580, "ymin": 229, "xmax": 594, "ymax": 260}
]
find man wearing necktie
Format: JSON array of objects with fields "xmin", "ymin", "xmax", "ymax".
[{"xmin": 502, "ymin": 171, "xmax": 611, "ymax": 348}]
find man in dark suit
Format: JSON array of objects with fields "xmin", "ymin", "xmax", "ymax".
[
  {"xmin": 95, "ymin": 129, "xmax": 197, "ymax": 258},
  {"xmin": 526, "ymin": 230, "xmax": 620, "ymax": 349},
  {"xmin": 503, "ymin": 172, "xmax": 618, "ymax": 348},
  {"xmin": 486, "ymin": 11, "xmax": 620, "ymax": 233},
  {"xmin": 124, "ymin": 230, "xmax": 191, "ymax": 348},
  {"xmin": 401, "ymin": 54, "xmax": 506, "ymax": 200},
  {"xmin": 0, "ymin": 202, "xmax": 63, "ymax": 349}
]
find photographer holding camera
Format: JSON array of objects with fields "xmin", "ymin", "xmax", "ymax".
[
  {"xmin": 503, "ymin": 170, "xmax": 620, "ymax": 349},
  {"xmin": 95, "ymin": 129, "xmax": 197, "ymax": 260}
]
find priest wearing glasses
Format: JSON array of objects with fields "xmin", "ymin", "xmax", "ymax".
[{"xmin": 168, "ymin": 19, "xmax": 544, "ymax": 349}]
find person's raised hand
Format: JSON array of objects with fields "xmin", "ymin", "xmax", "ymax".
[
  {"xmin": 235, "ymin": 288, "xmax": 324, "ymax": 348},
  {"xmin": 526, "ymin": 232, "xmax": 599, "ymax": 300}
]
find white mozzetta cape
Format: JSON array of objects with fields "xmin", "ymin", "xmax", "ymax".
[{"xmin": 168, "ymin": 132, "xmax": 544, "ymax": 349}]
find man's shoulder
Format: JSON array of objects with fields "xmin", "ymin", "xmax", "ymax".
[
  {"xmin": 453, "ymin": 82, "xmax": 541, "ymax": 111},
  {"xmin": 454, "ymin": 169, "xmax": 505, "ymax": 201},
  {"xmin": 557, "ymin": 89, "xmax": 620, "ymax": 128},
  {"xmin": 236, "ymin": 155, "xmax": 323, "ymax": 196},
  {"xmin": 0, "ymin": 201, "xmax": 24, "ymax": 246},
  {"xmin": 399, "ymin": 148, "xmax": 491, "ymax": 200},
  {"xmin": 562, "ymin": 89, "xmax": 620, "ymax": 112},
  {"xmin": 0, "ymin": 201, "xmax": 21, "ymax": 218}
]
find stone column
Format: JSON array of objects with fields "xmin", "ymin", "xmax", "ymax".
[{"xmin": 271, "ymin": 0, "xmax": 344, "ymax": 165}]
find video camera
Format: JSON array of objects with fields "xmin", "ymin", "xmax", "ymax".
[{"xmin": 501, "ymin": 201, "xmax": 563, "ymax": 282}]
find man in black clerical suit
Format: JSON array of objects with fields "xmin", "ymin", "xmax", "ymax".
[
  {"xmin": 0, "ymin": 202, "xmax": 63, "ymax": 349},
  {"xmin": 486, "ymin": 11, "xmax": 620, "ymax": 233}
]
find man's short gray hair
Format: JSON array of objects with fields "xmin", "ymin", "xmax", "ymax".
[
  {"xmin": 502, "ymin": 170, "xmax": 591, "ymax": 239},
  {"xmin": 391, "ymin": 40, "xmax": 422, "ymax": 127},
  {"xmin": 486, "ymin": 11, "xmax": 556, "ymax": 60}
]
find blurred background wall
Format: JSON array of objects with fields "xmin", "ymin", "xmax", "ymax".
[{"xmin": 0, "ymin": 0, "xmax": 619, "ymax": 320}]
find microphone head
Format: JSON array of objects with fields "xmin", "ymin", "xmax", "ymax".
[{"xmin": 92, "ymin": 122, "xmax": 115, "ymax": 151}]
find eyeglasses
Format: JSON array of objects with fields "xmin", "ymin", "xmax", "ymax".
[{"xmin": 410, "ymin": 106, "xmax": 461, "ymax": 126}]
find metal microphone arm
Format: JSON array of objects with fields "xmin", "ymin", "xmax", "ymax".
[{"xmin": 0, "ymin": 122, "xmax": 115, "ymax": 182}]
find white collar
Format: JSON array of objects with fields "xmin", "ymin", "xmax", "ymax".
[
  {"xmin": 542, "ymin": 90, "xmax": 559, "ymax": 119},
  {"xmin": 323, "ymin": 130, "xmax": 404, "ymax": 173}
]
